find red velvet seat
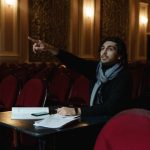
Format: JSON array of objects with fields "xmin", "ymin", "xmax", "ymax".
[
  {"xmin": 46, "ymin": 65, "xmax": 71, "ymax": 106},
  {"xmin": 0, "ymin": 65, "xmax": 12, "ymax": 82},
  {"xmin": 140, "ymin": 64, "xmax": 150, "ymax": 101},
  {"xmin": 13, "ymin": 66, "xmax": 30, "ymax": 90},
  {"xmin": 33, "ymin": 64, "xmax": 55, "ymax": 80},
  {"xmin": 15, "ymin": 78, "xmax": 46, "ymax": 107},
  {"xmin": 94, "ymin": 108, "xmax": 150, "ymax": 150},
  {"xmin": 0, "ymin": 75, "xmax": 18, "ymax": 111},
  {"xmin": 128, "ymin": 62, "xmax": 145, "ymax": 100},
  {"xmin": 68, "ymin": 75, "xmax": 90, "ymax": 106},
  {"xmin": 14, "ymin": 78, "xmax": 47, "ymax": 148}
]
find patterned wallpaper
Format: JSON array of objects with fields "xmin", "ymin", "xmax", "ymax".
[
  {"xmin": 100, "ymin": 0, "xmax": 129, "ymax": 44},
  {"xmin": 29, "ymin": 0, "xmax": 70, "ymax": 62}
]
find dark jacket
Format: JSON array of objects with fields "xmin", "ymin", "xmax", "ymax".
[{"xmin": 57, "ymin": 50, "xmax": 132, "ymax": 116}]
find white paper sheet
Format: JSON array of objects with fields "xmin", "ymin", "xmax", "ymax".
[
  {"xmin": 11, "ymin": 107, "xmax": 49, "ymax": 120},
  {"xmin": 34, "ymin": 114, "xmax": 80, "ymax": 128}
]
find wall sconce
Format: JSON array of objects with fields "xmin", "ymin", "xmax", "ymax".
[
  {"xmin": 5, "ymin": 0, "xmax": 16, "ymax": 6},
  {"xmin": 139, "ymin": 2, "xmax": 148, "ymax": 26},
  {"xmin": 138, "ymin": 2, "xmax": 148, "ymax": 60},
  {"xmin": 84, "ymin": 6, "xmax": 94, "ymax": 18},
  {"xmin": 83, "ymin": 1, "xmax": 94, "ymax": 19}
]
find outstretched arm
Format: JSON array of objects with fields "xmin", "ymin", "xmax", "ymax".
[{"xmin": 28, "ymin": 36, "xmax": 98, "ymax": 78}]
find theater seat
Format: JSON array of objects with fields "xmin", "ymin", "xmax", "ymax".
[
  {"xmin": 15, "ymin": 78, "xmax": 46, "ymax": 107},
  {"xmin": 94, "ymin": 108, "xmax": 150, "ymax": 150},
  {"xmin": 140, "ymin": 64, "xmax": 150, "ymax": 101},
  {"xmin": 68, "ymin": 75, "xmax": 90, "ymax": 106},
  {"xmin": 128, "ymin": 62, "xmax": 145, "ymax": 100},
  {"xmin": 46, "ymin": 65, "xmax": 71, "ymax": 106},
  {"xmin": 14, "ymin": 78, "xmax": 47, "ymax": 148},
  {"xmin": 0, "ymin": 75, "xmax": 18, "ymax": 111}
]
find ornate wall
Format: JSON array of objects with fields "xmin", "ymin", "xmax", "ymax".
[
  {"xmin": 29, "ymin": 0, "xmax": 70, "ymax": 62},
  {"xmin": 0, "ymin": 0, "xmax": 149, "ymax": 63},
  {"xmin": 100, "ymin": 0, "xmax": 129, "ymax": 45}
]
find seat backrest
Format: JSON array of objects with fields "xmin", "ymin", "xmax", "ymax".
[
  {"xmin": 68, "ymin": 75, "xmax": 90, "ymax": 106},
  {"xmin": 0, "ymin": 75, "xmax": 18, "ymax": 111},
  {"xmin": 15, "ymin": 78, "xmax": 46, "ymax": 146},
  {"xmin": 128, "ymin": 62, "xmax": 145, "ymax": 100},
  {"xmin": 140, "ymin": 64, "xmax": 150, "ymax": 100},
  {"xmin": 15, "ymin": 78, "xmax": 46, "ymax": 107},
  {"xmin": 93, "ymin": 108, "xmax": 150, "ymax": 150},
  {"xmin": 47, "ymin": 65, "xmax": 71, "ymax": 105}
]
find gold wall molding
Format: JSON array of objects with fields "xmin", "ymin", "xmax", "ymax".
[
  {"xmin": 69, "ymin": 0, "xmax": 100, "ymax": 60},
  {"xmin": 0, "ymin": 0, "xmax": 19, "ymax": 56},
  {"xmin": 129, "ymin": 0, "xmax": 149, "ymax": 61},
  {"xmin": 0, "ymin": 0, "xmax": 28, "ymax": 63}
]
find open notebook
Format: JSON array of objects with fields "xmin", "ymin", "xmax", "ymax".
[{"xmin": 34, "ymin": 114, "xmax": 80, "ymax": 128}]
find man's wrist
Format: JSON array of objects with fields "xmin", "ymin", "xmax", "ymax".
[{"xmin": 49, "ymin": 46, "xmax": 59, "ymax": 55}]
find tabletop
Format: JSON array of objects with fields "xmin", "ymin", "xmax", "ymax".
[{"xmin": 0, "ymin": 111, "xmax": 108, "ymax": 138}]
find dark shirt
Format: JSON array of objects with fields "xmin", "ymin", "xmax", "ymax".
[{"xmin": 57, "ymin": 50, "xmax": 132, "ymax": 116}]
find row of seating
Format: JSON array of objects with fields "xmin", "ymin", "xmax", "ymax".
[
  {"xmin": 1, "ymin": 60, "xmax": 150, "ymax": 109},
  {"xmin": 0, "ymin": 63, "xmax": 90, "ymax": 112},
  {"xmin": 0, "ymin": 62, "xmax": 51, "ymax": 80},
  {"xmin": 128, "ymin": 61, "xmax": 150, "ymax": 110},
  {"xmin": 0, "ymin": 75, "xmax": 47, "ymax": 111},
  {"xmin": 46, "ymin": 65, "xmax": 89, "ymax": 106}
]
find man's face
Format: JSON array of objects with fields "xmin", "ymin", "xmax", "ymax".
[{"xmin": 100, "ymin": 41, "xmax": 120, "ymax": 65}]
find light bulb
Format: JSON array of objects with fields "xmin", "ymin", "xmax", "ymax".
[
  {"xmin": 5, "ymin": 0, "xmax": 15, "ymax": 6},
  {"xmin": 140, "ymin": 16, "xmax": 148, "ymax": 25}
]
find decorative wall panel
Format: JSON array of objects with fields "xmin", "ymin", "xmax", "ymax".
[
  {"xmin": 0, "ymin": 0, "xmax": 19, "ymax": 61},
  {"xmin": 29, "ymin": 0, "xmax": 70, "ymax": 62},
  {"xmin": 100, "ymin": 0, "xmax": 129, "ymax": 44}
]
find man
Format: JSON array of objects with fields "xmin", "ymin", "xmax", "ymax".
[{"xmin": 29, "ymin": 36, "xmax": 132, "ymax": 117}]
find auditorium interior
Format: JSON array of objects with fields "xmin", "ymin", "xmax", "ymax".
[{"xmin": 0, "ymin": 0, "xmax": 150, "ymax": 150}]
